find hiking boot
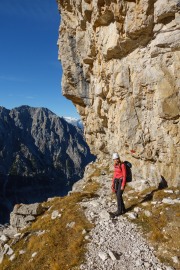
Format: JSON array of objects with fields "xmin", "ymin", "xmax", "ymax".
[
  {"xmin": 113, "ymin": 209, "xmax": 126, "ymax": 216},
  {"xmin": 111, "ymin": 211, "xmax": 122, "ymax": 217},
  {"xmin": 109, "ymin": 210, "xmax": 125, "ymax": 218}
]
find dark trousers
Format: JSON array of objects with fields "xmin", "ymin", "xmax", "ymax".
[{"xmin": 115, "ymin": 179, "xmax": 125, "ymax": 214}]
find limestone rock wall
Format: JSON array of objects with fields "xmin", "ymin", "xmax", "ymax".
[{"xmin": 57, "ymin": 0, "xmax": 180, "ymax": 186}]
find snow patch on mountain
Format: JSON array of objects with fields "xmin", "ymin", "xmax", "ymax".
[{"xmin": 63, "ymin": 117, "xmax": 83, "ymax": 129}]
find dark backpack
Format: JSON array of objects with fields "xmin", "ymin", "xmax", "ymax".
[{"xmin": 123, "ymin": 161, "xmax": 132, "ymax": 183}]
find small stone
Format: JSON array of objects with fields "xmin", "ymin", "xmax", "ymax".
[
  {"xmin": 89, "ymin": 201, "xmax": 99, "ymax": 208},
  {"xmin": 47, "ymin": 206, "xmax": 52, "ymax": 212},
  {"xmin": 142, "ymin": 202, "xmax": 149, "ymax": 206},
  {"xmin": 32, "ymin": 252, "xmax": 37, "ymax": 258},
  {"xmin": 144, "ymin": 262, "xmax": 151, "ymax": 268},
  {"xmin": 108, "ymin": 250, "xmax": 117, "ymax": 261},
  {"xmin": 144, "ymin": 210, "xmax": 152, "ymax": 217},
  {"xmin": 82, "ymin": 229, "xmax": 87, "ymax": 235},
  {"xmin": 173, "ymin": 199, "xmax": 180, "ymax": 204},
  {"xmin": 9, "ymin": 254, "xmax": 15, "ymax": 261},
  {"xmin": 136, "ymin": 259, "xmax": 143, "ymax": 266},
  {"xmin": 90, "ymin": 212, "xmax": 95, "ymax": 218},
  {"xmin": 172, "ymin": 256, "xmax": 179, "ymax": 264},
  {"xmin": 135, "ymin": 249, "xmax": 141, "ymax": 255},
  {"xmin": 51, "ymin": 210, "xmax": 61, "ymax": 220},
  {"xmin": 0, "ymin": 235, "xmax": 9, "ymax": 243},
  {"xmin": 151, "ymin": 201, "xmax": 158, "ymax": 205},
  {"xmin": 4, "ymin": 244, "xmax": 14, "ymax": 256},
  {"xmin": 47, "ymin": 197, "xmax": 55, "ymax": 202},
  {"xmin": 162, "ymin": 198, "xmax": 175, "ymax": 204},
  {"xmin": 127, "ymin": 190, "xmax": 134, "ymax": 194},
  {"xmin": 66, "ymin": 222, "xmax": 75, "ymax": 228},
  {"xmin": 98, "ymin": 251, "xmax": 108, "ymax": 261},
  {"xmin": 2, "ymin": 227, "xmax": 18, "ymax": 238},
  {"xmin": 19, "ymin": 250, "xmax": 26, "ymax": 255},
  {"xmin": 25, "ymin": 215, "xmax": 36, "ymax": 222},
  {"xmin": 131, "ymin": 253, "xmax": 136, "ymax": 259},
  {"xmin": 36, "ymin": 230, "xmax": 46, "ymax": 236},
  {"xmin": 99, "ymin": 210, "xmax": 110, "ymax": 221},
  {"xmin": 127, "ymin": 212, "xmax": 138, "ymax": 219},
  {"xmin": 164, "ymin": 190, "xmax": 173, "ymax": 194},
  {"xmin": 134, "ymin": 207, "xmax": 142, "ymax": 213},
  {"xmin": 14, "ymin": 233, "xmax": 21, "ymax": 238}
]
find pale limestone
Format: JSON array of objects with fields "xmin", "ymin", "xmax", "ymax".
[{"xmin": 58, "ymin": 0, "xmax": 180, "ymax": 186}]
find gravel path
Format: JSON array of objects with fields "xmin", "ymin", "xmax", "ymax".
[{"xmin": 79, "ymin": 175, "xmax": 174, "ymax": 270}]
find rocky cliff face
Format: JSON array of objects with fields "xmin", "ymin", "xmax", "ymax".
[
  {"xmin": 57, "ymin": 0, "xmax": 180, "ymax": 186},
  {"xmin": 0, "ymin": 106, "xmax": 95, "ymax": 223}
]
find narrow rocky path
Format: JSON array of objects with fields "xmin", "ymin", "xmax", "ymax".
[{"xmin": 79, "ymin": 175, "xmax": 174, "ymax": 270}]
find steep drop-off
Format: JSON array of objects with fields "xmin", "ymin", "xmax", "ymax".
[
  {"xmin": 0, "ymin": 105, "xmax": 95, "ymax": 223},
  {"xmin": 57, "ymin": 0, "xmax": 180, "ymax": 186}
]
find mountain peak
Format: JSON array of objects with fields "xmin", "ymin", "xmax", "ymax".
[
  {"xmin": 0, "ymin": 105, "xmax": 95, "ymax": 224},
  {"xmin": 63, "ymin": 116, "xmax": 83, "ymax": 129}
]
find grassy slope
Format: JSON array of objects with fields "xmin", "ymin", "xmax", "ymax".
[
  {"xmin": 123, "ymin": 185, "xmax": 180, "ymax": 269},
  {"xmin": 1, "ymin": 162, "xmax": 179, "ymax": 269},
  {"xmin": 1, "ymin": 176, "xmax": 100, "ymax": 270}
]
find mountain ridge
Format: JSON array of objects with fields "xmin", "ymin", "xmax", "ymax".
[
  {"xmin": 63, "ymin": 116, "xmax": 83, "ymax": 130},
  {"xmin": 0, "ymin": 105, "xmax": 95, "ymax": 223}
]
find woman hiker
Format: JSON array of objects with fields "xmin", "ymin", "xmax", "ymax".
[{"xmin": 111, "ymin": 153, "xmax": 127, "ymax": 217}]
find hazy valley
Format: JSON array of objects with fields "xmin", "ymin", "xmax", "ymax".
[{"xmin": 0, "ymin": 105, "xmax": 95, "ymax": 223}]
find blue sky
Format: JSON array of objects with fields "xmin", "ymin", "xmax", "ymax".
[{"xmin": 0, "ymin": 0, "xmax": 79, "ymax": 118}]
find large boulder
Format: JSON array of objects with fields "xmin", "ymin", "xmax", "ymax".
[{"xmin": 10, "ymin": 203, "xmax": 45, "ymax": 229}]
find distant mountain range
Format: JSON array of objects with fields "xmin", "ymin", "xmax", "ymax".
[
  {"xmin": 0, "ymin": 105, "xmax": 95, "ymax": 223},
  {"xmin": 63, "ymin": 117, "xmax": 83, "ymax": 130}
]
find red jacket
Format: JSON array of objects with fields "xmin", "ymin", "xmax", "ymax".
[{"xmin": 112, "ymin": 163, "xmax": 127, "ymax": 191}]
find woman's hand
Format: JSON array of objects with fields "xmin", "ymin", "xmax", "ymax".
[{"xmin": 111, "ymin": 183, "xmax": 115, "ymax": 193}]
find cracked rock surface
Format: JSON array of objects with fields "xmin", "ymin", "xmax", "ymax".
[{"xmin": 58, "ymin": 0, "xmax": 180, "ymax": 186}]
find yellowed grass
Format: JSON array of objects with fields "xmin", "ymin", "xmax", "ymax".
[
  {"xmin": 124, "ymin": 187, "xmax": 180, "ymax": 269},
  {"xmin": 1, "ymin": 179, "xmax": 100, "ymax": 270}
]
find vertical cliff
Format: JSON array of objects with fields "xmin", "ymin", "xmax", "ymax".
[{"xmin": 57, "ymin": 0, "xmax": 180, "ymax": 186}]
